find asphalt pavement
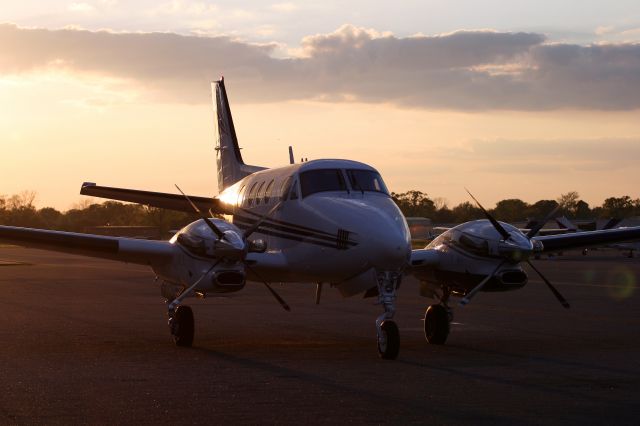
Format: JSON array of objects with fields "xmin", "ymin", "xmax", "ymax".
[{"xmin": 1, "ymin": 247, "xmax": 639, "ymax": 425}]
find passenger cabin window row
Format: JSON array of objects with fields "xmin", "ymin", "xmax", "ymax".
[{"xmin": 236, "ymin": 168, "xmax": 389, "ymax": 207}]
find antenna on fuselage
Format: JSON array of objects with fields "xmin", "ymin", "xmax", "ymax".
[{"xmin": 288, "ymin": 146, "xmax": 295, "ymax": 164}]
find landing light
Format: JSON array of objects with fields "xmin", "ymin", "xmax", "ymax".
[{"xmin": 248, "ymin": 239, "xmax": 267, "ymax": 253}]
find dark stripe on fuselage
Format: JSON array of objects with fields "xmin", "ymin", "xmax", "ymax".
[
  {"xmin": 234, "ymin": 214, "xmax": 357, "ymax": 248},
  {"xmin": 236, "ymin": 207, "xmax": 341, "ymax": 239},
  {"xmin": 235, "ymin": 224, "xmax": 348, "ymax": 249}
]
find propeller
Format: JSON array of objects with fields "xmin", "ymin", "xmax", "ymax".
[
  {"xmin": 246, "ymin": 263, "xmax": 291, "ymax": 311},
  {"xmin": 463, "ymin": 190, "xmax": 570, "ymax": 309},
  {"xmin": 175, "ymin": 184, "xmax": 225, "ymax": 240},
  {"xmin": 459, "ymin": 260, "xmax": 505, "ymax": 306},
  {"xmin": 526, "ymin": 203, "xmax": 561, "ymax": 238},
  {"xmin": 176, "ymin": 184, "xmax": 291, "ymax": 311},
  {"xmin": 526, "ymin": 260, "xmax": 570, "ymax": 308},
  {"xmin": 465, "ymin": 188, "xmax": 511, "ymax": 240}
]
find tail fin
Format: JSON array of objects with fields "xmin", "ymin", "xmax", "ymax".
[
  {"xmin": 555, "ymin": 216, "xmax": 578, "ymax": 232},
  {"xmin": 212, "ymin": 78, "xmax": 264, "ymax": 193}
]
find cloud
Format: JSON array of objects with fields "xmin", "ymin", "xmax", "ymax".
[{"xmin": 2, "ymin": 23, "xmax": 640, "ymax": 110}]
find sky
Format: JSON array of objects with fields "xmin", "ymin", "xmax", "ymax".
[{"xmin": 1, "ymin": 1, "xmax": 640, "ymax": 210}]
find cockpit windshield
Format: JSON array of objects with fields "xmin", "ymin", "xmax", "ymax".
[
  {"xmin": 171, "ymin": 219, "xmax": 241, "ymax": 258},
  {"xmin": 347, "ymin": 169, "xmax": 389, "ymax": 195},
  {"xmin": 300, "ymin": 169, "xmax": 348, "ymax": 198},
  {"xmin": 427, "ymin": 228, "xmax": 491, "ymax": 257}
]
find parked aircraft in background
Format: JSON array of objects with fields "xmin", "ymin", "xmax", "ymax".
[
  {"xmin": 2, "ymin": 78, "xmax": 640, "ymax": 360},
  {"xmin": 555, "ymin": 217, "xmax": 638, "ymax": 257}
]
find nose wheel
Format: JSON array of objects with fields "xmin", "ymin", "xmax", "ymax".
[
  {"xmin": 168, "ymin": 305, "xmax": 194, "ymax": 347},
  {"xmin": 377, "ymin": 320, "xmax": 400, "ymax": 359},
  {"xmin": 375, "ymin": 271, "xmax": 401, "ymax": 359}
]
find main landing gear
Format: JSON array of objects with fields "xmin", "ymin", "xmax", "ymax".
[
  {"xmin": 168, "ymin": 305, "xmax": 194, "ymax": 347},
  {"xmin": 376, "ymin": 271, "xmax": 401, "ymax": 360},
  {"xmin": 424, "ymin": 289, "xmax": 452, "ymax": 345}
]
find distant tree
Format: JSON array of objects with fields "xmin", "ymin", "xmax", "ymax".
[
  {"xmin": 451, "ymin": 201, "xmax": 483, "ymax": 222},
  {"xmin": 38, "ymin": 207, "xmax": 63, "ymax": 228},
  {"xmin": 492, "ymin": 199, "xmax": 529, "ymax": 222},
  {"xmin": 7, "ymin": 190, "xmax": 37, "ymax": 210},
  {"xmin": 391, "ymin": 190, "xmax": 436, "ymax": 218},
  {"xmin": 527, "ymin": 200, "xmax": 559, "ymax": 221},
  {"xmin": 601, "ymin": 196, "xmax": 635, "ymax": 218},
  {"xmin": 574, "ymin": 200, "xmax": 592, "ymax": 219},
  {"xmin": 557, "ymin": 191, "xmax": 580, "ymax": 217}
]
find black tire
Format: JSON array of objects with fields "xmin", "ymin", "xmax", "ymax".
[
  {"xmin": 424, "ymin": 304, "xmax": 449, "ymax": 345},
  {"xmin": 171, "ymin": 305, "xmax": 194, "ymax": 347},
  {"xmin": 377, "ymin": 320, "xmax": 400, "ymax": 360}
]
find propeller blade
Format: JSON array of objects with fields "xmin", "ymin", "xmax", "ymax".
[
  {"xmin": 246, "ymin": 264, "xmax": 291, "ymax": 311},
  {"xmin": 526, "ymin": 260, "xmax": 570, "ymax": 309},
  {"xmin": 175, "ymin": 184, "xmax": 225, "ymax": 240},
  {"xmin": 460, "ymin": 260, "xmax": 505, "ymax": 306},
  {"xmin": 168, "ymin": 260, "xmax": 220, "ymax": 310},
  {"xmin": 243, "ymin": 199, "xmax": 284, "ymax": 240},
  {"xmin": 465, "ymin": 188, "xmax": 511, "ymax": 240},
  {"xmin": 526, "ymin": 203, "xmax": 562, "ymax": 238}
]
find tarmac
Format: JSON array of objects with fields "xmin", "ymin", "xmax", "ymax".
[{"xmin": 1, "ymin": 247, "xmax": 639, "ymax": 425}]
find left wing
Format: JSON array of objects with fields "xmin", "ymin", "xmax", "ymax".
[
  {"xmin": 80, "ymin": 182, "xmax": 232, "ymax": 215},
  {"xmin": 534, "ymin": 226, "xmax": 640, "ymax": 252},
  {"xmin": 0, "ymin": 225, "xmax": 174, "ymax": 266}
]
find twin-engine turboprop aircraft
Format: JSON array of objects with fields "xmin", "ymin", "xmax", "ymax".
[{"xmin": 2, "ymin": 78, "xmax": 640, "ymax": 360}]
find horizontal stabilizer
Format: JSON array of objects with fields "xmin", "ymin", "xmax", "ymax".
[{"xmin": 80, "ymin": 183, "xmax": 231, "ymax": 215}]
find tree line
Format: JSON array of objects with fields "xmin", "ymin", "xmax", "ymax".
[
  {"xmin": 0, "ymin": 191, "xmax": 198, "ymax": 235},
  {"xmin": 392, "ymin": 190, "xmax": 640, "ymax": 224},
  {"xmin": 1, "ymin": 190, "xmax": 639, "ymax": 233}
]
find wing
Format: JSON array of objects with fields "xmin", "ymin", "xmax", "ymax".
[
  {"xmin": 0, "ymin": 225, "xmax": 174, "ymax": 266},
  {"xmin": 80, "ymin": 182, "xmax": 232, "ymax": 215},
  {"xmin": 534, "ymin": 226, "xmax": 640, "ymax": 252}
]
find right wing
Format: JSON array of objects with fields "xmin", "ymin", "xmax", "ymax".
[{"xmin": 80, "ymin": 182, "xmax": 232, "ymax": 214}]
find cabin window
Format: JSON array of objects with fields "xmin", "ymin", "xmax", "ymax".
[
  {"xmin": 246, "ymin": 182, "xmax": 258, "ymax": 206},
  {"xmin": 255, "ymin": 181, "xmax": 266, "ymax": 205},
  {"xmin": 237, "ymin": 185, "xmax": 247, "ymax": 206},
  {"xmin": 299, "ymin": 169, "xmax": 347, "ymax": 198},
  {"xmin": 264, "ymin": 180, "xmax": 275, "ymax": 204},
  {"xmin": 290, "ymin": 180, "xmax": 299, "ymax": 200},
  {"xmin": 346, "ymin": 169, "xmax": 389, "ymax": 195},
  {"xmin": 453, "ymin": 231, "xmax": 490, "ymax": 256}
]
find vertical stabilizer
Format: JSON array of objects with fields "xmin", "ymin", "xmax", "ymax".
[{"xmin": 212, "ymin": 78, "xmax": 264, "ymax": 193}]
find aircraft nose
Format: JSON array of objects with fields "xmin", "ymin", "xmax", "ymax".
[{"xmin": 354, "ymin": 204, "xmax": 411, "ymax": 270}]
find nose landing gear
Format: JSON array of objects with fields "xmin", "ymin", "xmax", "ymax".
[
  {"xmin": 168, "ymin": 305, "xmax": 194, "ymax": 347},
  {"xmin": 375, "ymin": 271, "xmax": 401, "ymax": 359}
]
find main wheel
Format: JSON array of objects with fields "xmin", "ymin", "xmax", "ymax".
[
  {"xmin": 170, "ymin": 305, "xmax": 194, "ymax": 347},
  {"xmin": 377, "ymin": 320, "xmax": 400, "ymax": 360},
  {"xmin": 424, "ymin": 304, "xmax": 449, "ymax": 344}
]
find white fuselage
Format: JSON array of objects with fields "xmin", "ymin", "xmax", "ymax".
[{"xmin": 218, "ymin": 159, "xmax": 411, "ymax": 286}]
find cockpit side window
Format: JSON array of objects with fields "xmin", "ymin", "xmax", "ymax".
[
  {"xmin": 280, "ymin": 176, "xmax": 293, "ymax": 201},
  {"xmin": 290, "ymin": 180, "xmax": 299, "ymax": 200},
  {"xmin": 300, "ymin": 169, "xmax": 348, "ymax": 198},
  {"xmin": 347, "ymin": 169, "xmax": 389, "ymax": 195}
]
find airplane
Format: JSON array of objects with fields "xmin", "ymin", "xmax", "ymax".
[
  {"xmin": 3, "ymin": 78, "xmax": 640, "ymax": 360},
  {"xmin": 555, "ymin": 217, "xmax": 638, "ymax": 257}
]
